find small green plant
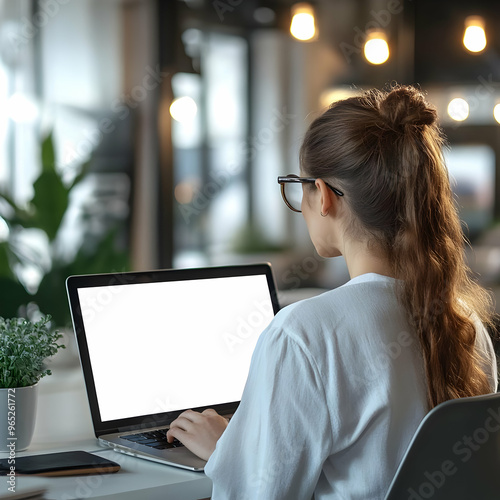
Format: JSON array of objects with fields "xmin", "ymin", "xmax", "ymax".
[{"xmin": 0, "ymin": 315, "xmax": 65, "ymax": 388}]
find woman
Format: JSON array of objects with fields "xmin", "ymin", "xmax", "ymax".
[{"xmin": 167, "ymin": 85, "xmax": 498, "ymax": 498}]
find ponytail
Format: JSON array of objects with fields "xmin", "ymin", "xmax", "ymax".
[{"xmin": 300, "ymin": 84, "xmax": 493, "ymax": 408}]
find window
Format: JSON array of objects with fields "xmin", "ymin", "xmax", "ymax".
[
  {"xmin": 445, "ymin": 144, "xmax": 495, "ymax": 241},
  {"xmin": 172, "ymin": 32, "xmax": 248, "ymax": 267}
]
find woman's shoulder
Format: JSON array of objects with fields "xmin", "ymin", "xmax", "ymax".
[
  {"xmin": 275, "ymin": 273, "xmax": 398, "ymax": 323},
  {"xmin": 266, "ymin": 274, "xmax": 400, "ymax": 353}
]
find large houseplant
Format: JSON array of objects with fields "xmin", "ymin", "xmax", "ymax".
[
  {"xmin": 0, "ymin": 315, "xmax": 65, "ymax": 451},
  {"xmin": 0, "ymin": 132, "xmax": 129, "ymax": 327}
]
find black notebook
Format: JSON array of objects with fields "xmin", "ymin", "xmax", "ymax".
[{"xmin": 0, "ymin": 451, "xmax": 120, "ymax": 476}]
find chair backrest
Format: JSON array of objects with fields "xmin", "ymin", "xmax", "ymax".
[{"xmin": 384, "ymin": 391, "xmax": 500, "ymax": 500}]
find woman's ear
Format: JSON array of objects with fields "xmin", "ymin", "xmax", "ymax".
[{"xmin": 315, "ymin": 179, "xmax": 337, "ymax": 217}]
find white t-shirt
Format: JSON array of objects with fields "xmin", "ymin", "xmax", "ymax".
[{"xmin": 204, "ymin": 273, "xmax": 498, "ymax": 500}]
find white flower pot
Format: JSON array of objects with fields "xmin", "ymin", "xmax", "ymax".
[{"xmin": 0, "ymin": 384, "xmax": 38, "ymax": 452}]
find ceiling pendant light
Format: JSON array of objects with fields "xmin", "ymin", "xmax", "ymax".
[{"xmin": 463, "ymin": 16, "xmax": 487, "ymax": 53}]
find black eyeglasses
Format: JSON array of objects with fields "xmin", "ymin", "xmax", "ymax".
[{"xmin": 277, "ymin": 174, "xmax": 344, "ymax": 213}]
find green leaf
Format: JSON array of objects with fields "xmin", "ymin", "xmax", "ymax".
[
  {"xmin": 0, "ymin": 242, "xmax": 15, "ymax": 279},
  {"xmin": 30, "ymin": 170, "xmax": 69, "ymax": 241},
  {"xmin": 41, "ymin": 132, "xmax": 56, "ymax": 173},
  {"xmin": 0, "ymin": 245, "xmax": 32, "ymax": 317},
  {"xmin": 18, "ymin": 132, "xmax": 69, "ymax": 240},
  {"xmin": 0, "ymin": 132, "xmax": 64, "ymax": 234}
]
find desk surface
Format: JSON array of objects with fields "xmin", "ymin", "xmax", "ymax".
[{"xmin": 0, "ymin": 358, "xmax": 212, "ymax": 500}]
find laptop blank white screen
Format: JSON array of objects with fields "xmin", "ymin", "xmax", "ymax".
[{"xmin": 77, "ymin": 274, "xmax": 275, "ymax": 422}]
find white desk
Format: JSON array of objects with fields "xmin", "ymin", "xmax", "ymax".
[{"xmin": 0, "ymin": 361, "xmax": 212, "ymax": 499}]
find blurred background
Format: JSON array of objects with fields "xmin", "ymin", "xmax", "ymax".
[{"xmin": 1, "ymin": 0, "xmax": 500, "ymax": 328}]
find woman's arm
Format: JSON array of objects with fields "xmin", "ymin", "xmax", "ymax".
[{"xmin": 201, "ymin": 327, "xmax": 333, "ymax": 500}]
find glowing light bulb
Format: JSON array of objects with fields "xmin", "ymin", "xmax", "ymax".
[
  {"xmin": 494, "ymin": 104, "xmax": 500, "ymax": 124},
  {"xmin": 364, "ymin": 30, "xmax": 389, "ymax": 65},
  {"xmin": 290, "ymin": 3, "xmax": 316, "ymax": 41},
  {"xmin": 169, "ymin": 96, "xmax": 197, "ymax": 123},
  {"xmin": 463, "ymin": 16, "xmax": 486, "ymax": 53},
  {"xmin": 447, "ymin": 98, "xmax": 469, "ymax": 122}
]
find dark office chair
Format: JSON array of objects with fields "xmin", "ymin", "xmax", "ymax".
[{"xmin": 384, "ymin": 392, "xmax": 500, "ymax": 500}]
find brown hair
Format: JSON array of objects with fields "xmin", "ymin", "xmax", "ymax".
[{"xmin": 300, "ymin": 84, "xmax": 493, "ymax": 409}]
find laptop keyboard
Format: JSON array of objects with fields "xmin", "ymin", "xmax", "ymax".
[{"xmin": 121, "ymin": 429, "xmax": 184, "ymax": 450}]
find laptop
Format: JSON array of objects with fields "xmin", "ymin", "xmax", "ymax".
[{"xmin": 66, "ymin": 263, "xmax": 280, "ymax": 471}]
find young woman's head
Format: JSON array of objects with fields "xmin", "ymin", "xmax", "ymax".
[{"xmin": 299, "ymin": 84, "xmax": 493, "ymax": 408}]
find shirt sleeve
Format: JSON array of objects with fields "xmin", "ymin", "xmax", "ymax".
[{"xmin": 204, "ymin": 326, "xmax": 334, "ymax": 500}]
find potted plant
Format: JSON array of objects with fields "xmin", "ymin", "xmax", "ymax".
[{"xmin": 0, "ymin": 315, "xmax": 65, "ymax": 451}]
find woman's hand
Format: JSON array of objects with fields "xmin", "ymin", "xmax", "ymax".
[{"xmin": 166, "ymin": 409, "xmax": 229, "ymax": 461}]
